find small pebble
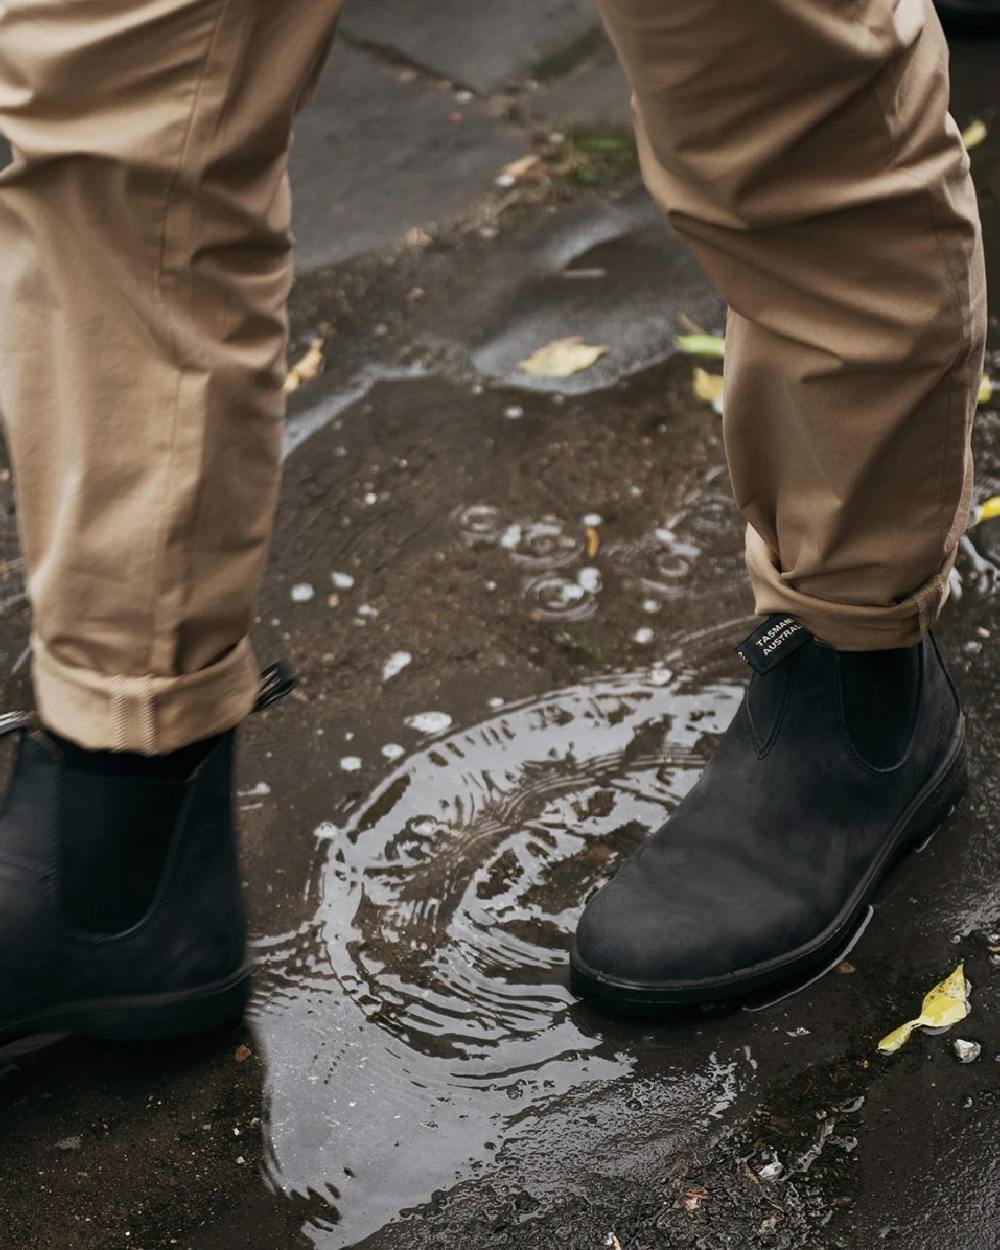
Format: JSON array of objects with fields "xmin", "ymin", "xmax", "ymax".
[
  {"xmin": 406, "ymin": 711, "xmax": 452, "ymax": 735},
  {"xmin": 383, "ymin": 651, "xmax": 412, "ymax": 681},
  {"xmin": 290, "ymin": 583, "xmax": 315, "ymax": 603}
]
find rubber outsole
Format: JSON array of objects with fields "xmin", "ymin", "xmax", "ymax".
[
  {"xmin": 0, "ymin": 963, "xmax": 251, "ymax": 1047},
  {"xmin": 569, "ymin": 721, "xmax": 968, "ymax": 1017}
]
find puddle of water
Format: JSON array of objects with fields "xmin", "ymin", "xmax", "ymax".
[
  {"xmin": 251, "ymin": 625, "xmax": 755, "ymax": 1246},
  {"xmin": 603, "ymin": 493, "xmax": 744, "ymax": 599}
]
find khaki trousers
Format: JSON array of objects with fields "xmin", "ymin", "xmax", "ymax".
[{"xmin": 0, "ymin": 0, "xmax": 986, "ymax": 752}]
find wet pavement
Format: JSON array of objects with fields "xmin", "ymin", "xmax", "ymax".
[{"xmin": 1, "ymin": 16, "xmax": 1000, "ymax": 1250}]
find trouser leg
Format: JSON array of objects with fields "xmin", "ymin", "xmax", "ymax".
[
  {"xmin": 0, "ymin": 0, "xmax": 342, "ymax": 751},
  {"xmin": 597, "ymin": 0, "xmax": 986, "ymax": 648}
]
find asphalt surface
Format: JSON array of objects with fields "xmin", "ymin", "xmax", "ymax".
[{"xmin": 0, "ymin": 16, "xmax": 999, "ymax": 1250}]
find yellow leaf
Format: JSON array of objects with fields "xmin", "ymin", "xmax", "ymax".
[
  {"xmin": 974, "ymin": 496, "xmax": 1000, "ymax": 525},
  {"xmin": 585, "ymin": 526, "xmax": 600, "ymax": 558},
  {"xmin": 518, "ymin": 336, "xmax": 607, "ymax": 378},
  {"xmin": 877, "ymin": 963, "xmax": 969, "ymax": 1055},
  {"xmin": 979, "ymin": 375, "xmax": 994, "ymax": 406},
  {"xmin": 962, "ymin": 118, "xmax": 988, "ymax": 151},
  {"xmin": 692, "ymin": 367, "xmax": 724, "ymax": 413},
  {"xmin": 284, "ymin": 338, "xmax": 324, "ymax": 393},
  {"xmin": 675, "ymin": 333, "xmax": 726, "ymax": 358}
]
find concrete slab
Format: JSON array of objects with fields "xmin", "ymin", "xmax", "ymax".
[
  {"xmin": 524, "ymin": 35, "xmax": 633, "ymax": 133},
  {"xmin": 340, "ymin": 0, "xmax": 602, "ymax": 95},
  {"xmin": 290, "ymin": 45, "xmax": 528, "ymax": 269},
  {"xmin": 420, "ymin": 188, "xmax": 725, "ymax": 392}
]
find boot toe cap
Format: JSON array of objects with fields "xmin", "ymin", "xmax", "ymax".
[{"xmin": 573, "ymin": 860, "xmax": 813, "ymax": 991}]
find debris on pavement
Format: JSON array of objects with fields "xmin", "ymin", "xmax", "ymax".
[
  {"xmin": 382, "ymin": 651, "xmax": 413, "ymax": 681},
  {"xmin": 499, "ymin": 153, "xmax": 542, "ymax": 183},
  {"xmin": 757, "ymin": 1158, "xmax": 784, "ymax": 1182},
  {"xmin": 518, "ymin": 336, "xmax": 607, "ymax": 378},
  {"xmin": 234, "ymin": 1044, "xmax": 253, "ymax": 1063},
  {"xmin": 680, "ymin": 1186, "xmax": 709, "ymax": 1213},
  {"xmin": 283, "ymin": 338, "xmax": 325, "ymax": 393},
  {"xmin": 962, "ymin": 117, "xmax": 988, "ymax": 150},
  {"xmin": 980, "ymin": 374, "xmax": 994, "ymax": 406},
  {"xmin": 953, "ymin": 1039, "xmax": 982, "ymax": 1064},
  {"xmin": 877, "ymin": 963, "xmax": 970, "ymax": 1054},
  {"xmin": 692, "ymin": 367, "xmax": 725, "ymax": 414},
  {"xmin": 972, "ymin": 495, "xmax": 1000, "ymax": 525},
  {"xmin": 674, "ymin": 333, "xmax": 726, "ymax": 358},
  {"xmin": 585, "ymin": 525, "xmax": 600, "ymax": 558},
  {"xmin": 405, "ymin": 711, "xmax": 453, "ymax": 734}
]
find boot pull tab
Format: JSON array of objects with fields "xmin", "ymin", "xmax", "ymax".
[
  {"xmin": 736, "ymin": 615, "xmax": 811, "ymax": 675},
  {"xmin": 253, "ymin": 662, "xmax": 297, "ymax": 714},
  {"xmin": 0, "ymin": 711, "xmax": 34, "ymax": 738}
]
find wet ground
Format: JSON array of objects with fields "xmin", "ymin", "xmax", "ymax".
[{"xmin": 1, "ymin": 16, "xmax": 1000, "ymax": 1250}]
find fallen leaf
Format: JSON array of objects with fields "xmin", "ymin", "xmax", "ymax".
[
  {"xmin": 681, "ymin": 1187, "xmax": 709, "ymax": 1212},
  {"xmin": 979, "ymin": 375, "xmax": 994, "ymax": 406},
  {"xmin": 675, "ymin": 333, "xmax": 725, "ymax": 358},
  {"xmin": 877, "ymin": 963, "xmax": 969, "ymax": 1055},
  {"xmin": 234, "ymin": 1044, "xmax": 253, "ymax": 1063},
  {"xmin": 283, "ymin": 338, "xmax": 324, "ymax": 393},
  {"xmin": 973, "ymin": 496, "xmax": 1000, "ymax": 525},
  {"xmin": 585, "ymin": 526, "xmax": 600, "ymax": 558},
  {"xmin": 518, "ymin": 336, "xmax": 607, "ymax": 378},
  {"xmin": 678, "ymin": 312, "xmax": 706, "ymax": 334},
  {"xmin": 692, "ymin": 367, "xmax": 724, "ymax": 414},
  {"xmin": 963, "ymin": 118, "xmax": 988, "ymax": 150},
  {"xmin": 501, "ymin": 153, "xmax": 541, "ymax": 180}
]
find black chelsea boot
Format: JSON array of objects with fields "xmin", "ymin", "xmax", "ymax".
[
  {"xmin": 0, "ymin": 663, "xmax": 294, "ymax": 1045},
  {"xmin": 571, "ymin": 618, "xmax": 966, "ymax": 1013}
]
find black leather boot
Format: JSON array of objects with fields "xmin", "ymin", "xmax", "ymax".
[
  {"xmin": 571, "ymin": 617, "xmax": 966, "ymax": 1013},
  {"xmin": 0, "ymin": 664, "xmax": 294, "ymax": 1045}
]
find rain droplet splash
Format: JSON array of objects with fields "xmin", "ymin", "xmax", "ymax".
[{"xmin": 253, "ymin": 624, "xmax": 752, "ymax": 1244}]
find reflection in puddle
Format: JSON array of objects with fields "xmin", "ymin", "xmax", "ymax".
[{"xmin": 253, "ymin": 628, "xmax": 754, "ymax": 1245}]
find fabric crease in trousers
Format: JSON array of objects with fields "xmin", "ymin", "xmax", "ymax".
[{"xmin": 0, "ymin": 0, "xmax": 987, "ymax": 752}]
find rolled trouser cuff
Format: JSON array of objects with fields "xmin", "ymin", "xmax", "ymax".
[
  {"xmin": 32, "ymin": 635, "xmax": 259, "ymax": 753},
  {"xmin": 746, "ymin": 526, "xmax": 951, "ymax": 651}
]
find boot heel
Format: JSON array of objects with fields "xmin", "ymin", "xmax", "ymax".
[{"xmin": 78, "ymin": 968, "xmax": 251, "ymax": 1043}]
